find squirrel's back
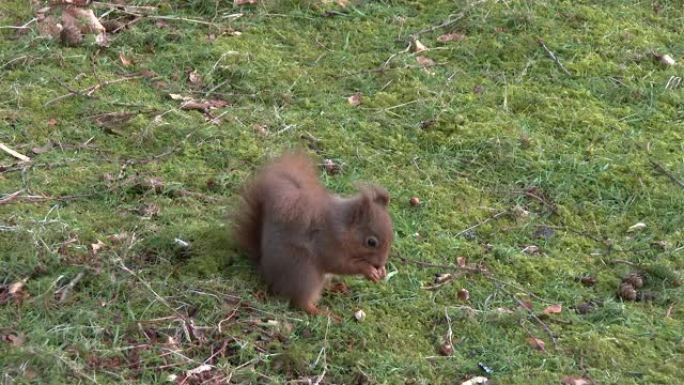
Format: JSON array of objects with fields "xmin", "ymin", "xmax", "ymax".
[{"xmin": 232, "ymin": 151, "xmax": 326, "ymax": 261}]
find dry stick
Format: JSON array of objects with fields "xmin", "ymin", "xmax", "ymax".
[
  {"xmin": 0, "ymin": 143, "xmax": 31, "ymax": 162},
  {"xmin": 0, "ymin": 190, "xmax": 23, "ymax": 205},
  {"xmin": 444, "ymin": 307, "xmax": 454, "ymax": 349},
  {"xmin": 649, "ymin": 159, "xmax": 684, "ymax": 189},
  {"xmin": 500, "ymin": 285, "xmax": 558, "ymax": 349},
  {"xmin": 410, "ymin": 0, "xmax": 488, "ymax": 37},
  {"xmin": 538, "ymin": 39, "xmax": 572, "ymax": 77},
  {"xmin": 118, "ymin": 259, "xmax": 182, "ymax": 318},
  {"xmin": 454, "ymin": 210, "xmax": 508, "ymax": 237},
  {"xmin": 44, "ymin": 75, "xmax": 145, "ymax": 106},
  {"xmin": 57, "ymin": 271, "xmax": 85, "ymax": 303}
]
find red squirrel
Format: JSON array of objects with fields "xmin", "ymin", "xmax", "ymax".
[{"xmin": 233, "ymin": 151, "xmax": 393, "ymax": 315}]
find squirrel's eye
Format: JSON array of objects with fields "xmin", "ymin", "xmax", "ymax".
[{"xmin": 365, "ymin": 236, "xmax": 379, "ymax": 248}]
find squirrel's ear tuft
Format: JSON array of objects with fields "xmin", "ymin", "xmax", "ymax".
[
  {"xmin": 371, "ymin": 186, "xmax": 390, "ymax": 207},
  {"xmin": 348, "ymin": 193, "xmax": 371, "ymax": 225},
  {"xmin": 359, "ymin": 184, "xmax": 389, "ymax": 207}
]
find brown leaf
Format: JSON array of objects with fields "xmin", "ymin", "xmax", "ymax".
[
  {"xmin": 2, "ymin": 333, "xmax": 25, "ymax": 347},
  {"xmin": 119, "ymin": 52, "xmax": 132, "ymax": 67},
  {"xmin": 188, "ymin": 70, "xmax": 202, "ymax": 86},
  {"xmin": 542, "ymin": 304, "xmax": 562, "ymax": 315},
  {"xmin": 437, "ymin": 32, "xmax": 466, "ymax": 43},
  {"xmin": 322, "ymin": 158, "xmax": 341, "ymax": 175},
  {"xmin": 438, "ymin": 342, "xmax": 454, "ymax": 356},
  {"xmin": 416, "ymin": 55, "xmax": 435, "ymax": 67},
  {"xmin": 347, "ymin": 93, "xmax": 362, "ymax": 107},
  {"xmin": 561, "ymin": 376, "xmax": 592, "ymax": 385},
  {"xmin": 522, "ymin": 245, "xmax": 540, "ymax": 254},
  {"xmin": 411, "ymin": 38, "xmax": 428, "ymax": 53},
  {"xmin": 654, "ymin": 53, "xmax": 676, "ymax": 66},
  {"xmin": 91, "ymin": 240, "xmax": 105, "ymax": 256},
  {"xmin": 8, "ymin": 279, "xmax": 27, "ymax": 295},
  {"xmin": 456, "ymin": 256, "xmax": 467, "ymax": 268},
  {"xmin": 251, "ymin": 124, "xmax": 269, "ymax": 136},
  {"xmin": 457, "ymin": 288, "xmax": 470, "ymax": 301},
  {"xmin": 526, "ymin": 336, "xmax": 546, "ymax": 351}
]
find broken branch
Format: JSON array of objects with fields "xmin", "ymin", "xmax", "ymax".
[
  {"xmin": 0, "ymin": 143, "xmax": 31, "ymax": 162},
  {"xmin": 649, "ymin": 159, "xmax": 684, "ymax": 189},
  {"xmin": 538, "ymin": 39, "xmax": 572, "ymax": 77}
]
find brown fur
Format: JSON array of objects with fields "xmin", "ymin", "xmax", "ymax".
[{"xmin": 232, "ymin": 151, "xmax": 393, "ymax": 315}]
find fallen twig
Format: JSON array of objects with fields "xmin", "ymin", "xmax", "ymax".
[
  {"xmin": 409, "ymin": 0, "xmax": 488, "ymax": 38},
  {"xmin": 56, "ymin": 271, "xmax": 85, "ymax": 303},
  {"xmin": 454, "ymin": 210, "xmax": 508, "ymax": 237},
  {"xmin": 44, "ymin": 74, "xmax": 145, "ymax": 106},
  {"xmin": 501, "ymin": 286, "xmax": 559, "ymax": 349},
  {"xmin": 649, "ymin": 159, "xmax": 684, "ymax": 189},
  {"xmin": 538, "ymin": 39, "xmax": 572, "ymax": 76},
  {"xmin": 0, "ymin": 190, "xmax": 23, "ymax": 205},
  {"xmin": 0, "ymin": 143, "xmax": 31, "ymax": 162}
]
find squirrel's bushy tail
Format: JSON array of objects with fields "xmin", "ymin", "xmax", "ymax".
[{"xmin": 233, "ymin": 181, "xmax": 263, "ymax": 262}]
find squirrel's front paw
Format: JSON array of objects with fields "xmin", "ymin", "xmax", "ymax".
[{"xmin": 362, "ymin": 265, "xmax": 383, "ymax": 283}]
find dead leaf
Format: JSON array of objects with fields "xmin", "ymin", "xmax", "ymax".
[
  {"xmin": 434, "ymin": 273, "xmax": 452, "ymax": 283},
  {"xmin": 460, "ymin": 376, "xmax": 489, "ymax": 385},
  {"xmin": 2, "ymin": 333, "xmax": 25, "ymax": 347},
  {"xmin": 188, "ymin": 70, "xmax": 202, "ymax": 86},
  {"xmin": 627, "ymin": 222, "xmax": 646, "ymax": 232},
  {"xmin": 522, "ymin": 245, "xmax": 540, "ymax": 254},
  {"xmin": 119, "ymin": 52, "xmax": 132, "ymax": 67},
  {"xmin": 654, "ymin": 53, "xmax": 676, "ymax": 66},
  {"xmin": 411, "ymin": 38, "xmax": 428, "ymax": 53},
  {"xmin": 169, "ymin": 93, "xmax": 190, "ymax": 101},
  {"xmin": 437, "ymin": 341, "xmax": 454, "ymax": 356},
  {"xmin": 234, "ymin": 0, "xmax": 257, "ymax": 4},
  {"xmin": 251, "ymin": 124, "xmax": 269, "ymax": 136},
  {"xmin": 347, "ymin": 93, "xmax": 362, "ymax": 107},
  {"xmin": 561, "ymin": 376, "xmax": 592, "ymax": 385},
  {"xmin": 542, "ymin": 304, "xmax": 562, "ymax": 315},
  {"xmin": 186, "ymin": 364, "xmax": 213, "ymax": 376},
  {"xmin": 8, "ymin": 279, "xmax": 27, "ymax": 295},
  {"xmin": 47, "ymin": 118, "xmax": 58, "ymax": 126},
  {"xmin": 416, "ymin": 55, "xmax": 435, "ymax": 67},
  {"xmin": 457, "ymin": 288, "xmax": 470, "ymax": 301},
  {"xmin": 91, "ymin": 240, "xmax": 105, "ymax": 256},
  {"xmin": 526, "ymin": 336, "xmax": 546, "ymax": 351},
  {"xmin": 456, "ymin": 256, "xmax": 467, "ymax": 268},
  {"xmin": 437, "ymin": 32, "xmax": 466, "ymax": 43},
  {"xmin": 323, "ymin": 158, "xmax": 341, "ymax": 175}
]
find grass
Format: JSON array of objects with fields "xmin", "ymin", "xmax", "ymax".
[{"xmin": 1, "ymin": 0, "xmax": 683, "ymax": 384}]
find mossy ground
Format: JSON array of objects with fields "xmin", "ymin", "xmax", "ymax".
[{"xmin": 1, "ymin": 1, "xmax": 683, "ymax": 384}]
